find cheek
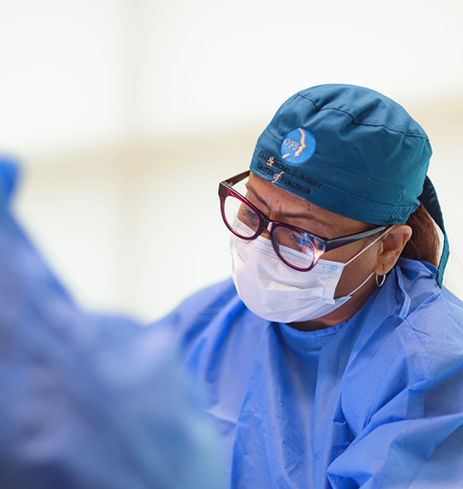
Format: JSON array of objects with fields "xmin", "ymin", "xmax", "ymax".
[
  {"xmin": 322, "ymin": 240, "xmax": 366, "ymax": 264},
  {"xmin": 333, "ymin": 247, "xmax": 379, "ymax": 297}
]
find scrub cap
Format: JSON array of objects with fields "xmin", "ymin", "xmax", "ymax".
[{"xmin": 250, "ymin": 84, "xmax": 448, "ymax": 285}]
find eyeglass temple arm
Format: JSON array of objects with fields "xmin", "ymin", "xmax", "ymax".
[
  {"xmin": 323, "ymin": 225, "xmax": 388, "ymax": 252},
  {"xmin": 224, "ymin": 170, "xmax": 250, "ymax": 187}
]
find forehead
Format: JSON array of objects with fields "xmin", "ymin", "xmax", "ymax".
[{"xmin": 248, "ymin": 172, "xmax": 369, "ymax": 233}]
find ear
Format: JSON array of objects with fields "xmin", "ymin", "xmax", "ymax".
[{"xmin": 374, "ymin": 225, "xmax": 412, "ymax": 275}]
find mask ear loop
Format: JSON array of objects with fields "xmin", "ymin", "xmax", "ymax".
[
  {"xmin": 344, "ymin": 226, "xmax": 394, "ymax": 266},
  {"xmin": 343, "ymin": 226, "xmax": 394, "ymax": 297}
]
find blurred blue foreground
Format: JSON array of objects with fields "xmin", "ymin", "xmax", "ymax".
[{"xmin": 0, "ymin": 157, "xmax": 223, "ymax": 489}]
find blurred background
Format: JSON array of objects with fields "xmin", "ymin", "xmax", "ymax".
[{"xmin": 1, "ymin": 0, "xmax": 462, "ymax": 323}]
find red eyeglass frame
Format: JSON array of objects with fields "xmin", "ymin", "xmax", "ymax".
[{"xmin": 218, "ymin": 170, "xmax": 388, "ymax": 271}]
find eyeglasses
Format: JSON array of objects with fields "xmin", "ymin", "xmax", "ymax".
[{"xmin": 219, "ymin": 170, "xmax": 387, "ymax": 272}]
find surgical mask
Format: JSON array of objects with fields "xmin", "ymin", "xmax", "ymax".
[{"xmin": 230, "ymin": 226, "xmax": 390, "ymax": 323}]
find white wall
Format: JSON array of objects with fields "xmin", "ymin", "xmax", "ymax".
[
  {"xmin": 135, "ymin": 0, "xmax": 463, "ymax": 136},
  {"xmin": 2, "ymin": 0, "xmax": 463, "ymax": 322},
  {"xmin": 0, "ymin": 0, "xmax": 133, "ymax": 155}
]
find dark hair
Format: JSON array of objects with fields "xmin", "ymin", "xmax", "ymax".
[{"xmin": 400, "ymin": 203, "xmax": 439, "ymax": 266}]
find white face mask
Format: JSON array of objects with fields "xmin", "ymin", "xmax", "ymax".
[{"xmin": 230, "ymin": 223, "xmax": 391, "ymax": 323}]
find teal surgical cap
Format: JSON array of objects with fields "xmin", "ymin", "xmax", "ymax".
[{"xmin": 250, "ymin": 84, "xmax": 449, "ymax": 285}]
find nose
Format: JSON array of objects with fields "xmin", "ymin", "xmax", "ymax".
[{"xmin": 260, "ymin": 229, "xmax": 271, "ymax": 240}]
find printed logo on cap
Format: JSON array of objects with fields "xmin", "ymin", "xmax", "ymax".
[{"xmin": 280, "ymin": 128, "xmax": 316, "ymax": 165}]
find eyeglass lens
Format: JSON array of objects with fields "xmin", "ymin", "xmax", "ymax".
[{"xmin": 223, "ymin": 193, "xmax": 317, "ymax": 270}]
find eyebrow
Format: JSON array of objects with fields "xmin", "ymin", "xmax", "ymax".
[{"xmin": 246, "ymin": 184, "xmax": 331, "ymax": 225}]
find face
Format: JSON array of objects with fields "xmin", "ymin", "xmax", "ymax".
[{"xmin": 245, "ymin": 172, "xmax": 386, "ymax": 327}]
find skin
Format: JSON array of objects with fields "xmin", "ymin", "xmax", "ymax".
[{"xmin": 246, "ymin": 172, "xmax": 412, "ymax": 332}]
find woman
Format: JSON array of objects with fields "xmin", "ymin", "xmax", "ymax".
[{"xmin": 154, "ymin": 84, "xmax": 463, "ymax": 488}]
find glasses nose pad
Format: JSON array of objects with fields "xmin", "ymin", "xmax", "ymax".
[{"xmin": 260, "ymin": 221, "xmax": 274, "ymax": 240}]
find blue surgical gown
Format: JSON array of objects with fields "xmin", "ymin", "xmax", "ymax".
[
  {"xmin": 153, "ymin": 258, "xmax": 463, "ymax": 488},
  {"xmin": 0, "ymin": 159, "xmax": 223, "ymax": 489}
]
